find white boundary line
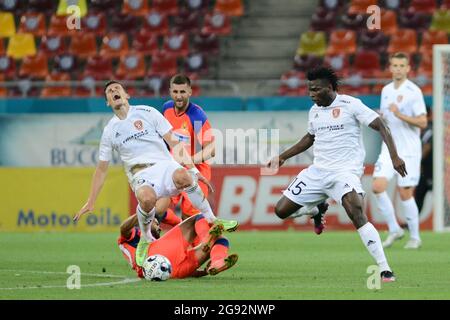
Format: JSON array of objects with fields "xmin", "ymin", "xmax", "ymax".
[{"xmin": 0, "ymin": 269, "xmax": 141, "ymax": 290}]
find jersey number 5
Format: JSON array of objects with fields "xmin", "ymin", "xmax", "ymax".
[{"xmin": 287, "ymin": 178, "xmax": 306, "ymax": 195}]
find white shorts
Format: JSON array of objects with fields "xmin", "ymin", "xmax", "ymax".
[
  {"xmin": 283, "ymin": 165, "xmax": 365, "ymax": 206},
  {"xmin": 373, "ymin": 149, "xmax": 420, "ymax": 187},
  {"xmin": 130, "ymin": 160, "xmax": 183, "ymax": 198}
]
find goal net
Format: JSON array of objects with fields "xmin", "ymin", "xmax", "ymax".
[{"xmin": 433, "ymin": 45, "xmax": 450, "ymax": 232}]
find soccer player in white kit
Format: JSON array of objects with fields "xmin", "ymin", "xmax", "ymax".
[
  {"xmin": 372, "ymin": 52, "xmax": 427, "ymax": 250},
  {"xmin": 268, "ymin": 67, "xmax": 407, "ymax": 282},
  {"xmin": 74, "ymin": 81, "xmax": 238, "ymax": 255}
]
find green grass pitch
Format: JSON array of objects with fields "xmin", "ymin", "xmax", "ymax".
[{"xmin": 1, "ymin": 230, "xmax": 449, "ymax": 299}]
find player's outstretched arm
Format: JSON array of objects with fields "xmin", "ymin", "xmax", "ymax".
[
  {"xmin": 74, "ymin": 160, "xmax": 109, "ymax": 221},
  {"xmin": 369, "ymin": 117, "xmax": 407, "ymax": 177},
  {"xmin": 267, "ymin": 133, "xmax": 315, "ymax": 169}
]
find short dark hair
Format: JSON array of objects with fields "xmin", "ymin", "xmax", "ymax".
[
  {"xmin": 307, "ymin": 66, "xmax": 339, "ymax": 91},
  {"xmin": 104, "ymin": 80, "xmax": 123, "ymax": 97},
  {"xmin": 390, "ymin": 52, "xmax": 409, "ymax": 62},
  {"xmin": 170, "ymin": 74, "xmax": 191, "ymax": 87}
]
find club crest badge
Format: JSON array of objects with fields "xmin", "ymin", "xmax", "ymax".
[
  {"xmin": 134, "ymin": 120, "xmax": 143, "ymax": 131},
  {"xmin": 332, "ymin": 108, "xmax": 340, "ymax": 118},
  {"xmin": 397, "ymin": 95, "xmax": 403, "ymax": 103}
]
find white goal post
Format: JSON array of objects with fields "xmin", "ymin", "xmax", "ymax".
[{"xmin": 433, "ymin": 44, "xmax": 450, "ymax": 232}]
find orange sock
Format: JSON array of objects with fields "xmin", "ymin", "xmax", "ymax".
[
  {"xmin": 194, "ymin": 214, "xmax": 211, "ymax": 240},
  {"xmin": 210, "ymin": 238, "xmax": 229, "ymax": 263},
  {"xmin": 162, "ymin": 208, "xmax": 181, "ymax": 226}
]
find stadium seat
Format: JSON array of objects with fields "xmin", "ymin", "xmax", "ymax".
[
  {"xmin": 442, "ymin": 0, "xmax": 450, "ymax": 9},
  {"xmin": 409, "ymin": 0, "xmax": 436, "ymax": 14},
  {"xmin": 142, "ymin": 11, "xmax": 170, "ymax": 36},
  {"xmin": 40, "ymin": 72, "xmax": 72, "ymax": 97},
  {"xmin": 278, "ymin": 70, "xmax": 307, "ymax": 96},
  {"xmin": 162, "ymin": 32, "xmax": 190, "ymax": 58},
  {"xmin": 379, "ymin": 0, "xmax": 409, "ymax": 10},
  {"xmin": 6, "ymin": 33, "xmax": 36, "ymax": 59},
  {"xmin": 151, "ymin": 0, "xmax": 179, "ymax": 16},
  {"xmin": 19, "ymin": 52, "xmax": 49, "ymax": 79},
  {"xmin": 48, "ymin": 15, "xmax": 77, "ymax": 36},
  {"xmin": 351, "ymin": 49, "xmax": 381, "ymax": 78},
  {"xmin": 115, "ymin": 51, "xmax": 146, "ymax": 80},
  {"xmin": 214, "ymin": 0, "xmax": 244, "ymax": 17},
  {"xmin": 326, "ymin": 30, "xmax": 357, "ymax": 56},
  {"xmin": 148, "ymin": 51, "xmax": 178, "ymax": 77},
  {"xmin": 0, "ymin": 55, "xmax": 16, "ymax": 79},
  {"xmin": 398, "ymin": 8, "xmax": 431, "ymax": 32},
  {"xmin": 430, "ymin": 9, "xmax": 450, "ymax": 34},
  {"xmin": 99, "ymin": 33, "xmax": 129, "ymax": 59},
  {"xmin": 0, "ymin": 0, "xmax": 26, "ymax": 15},
  {"xmin": 0, "ymin": 39, "xmax": 4, "ymax": 55},
  {"xmin": 40, "ymin": 35, "xmax": 66, "ymax": 57},
  {"xmin": 416, "ymin": 54, "xmax": 432, "ymax": 94},
  {"xmin": 0, "ymin": 12, "xmax": 16, "ymax": 38},
  {"xmin": 110, "ymin": 13, "xmax": 139, "ymax": 33},
  {"xmin": 185, "ymin": 0, "xmax": 210, "ymax": 13},
  {"xmin": 310, "ymin": 7, "xmax": 336, "ymax": 32},
  {"xmin": 360, "ymin": 29, "xmax": 388, "ymax": 53},
  {"xmin": 90, "ymin": 0, "xmax": 121, "ymax": 14},
  {"xmin": 84, "ymin": 55, "xmax": 113, "ymax": 79},
  {"xmin": 172, "ymin": 8, "xmax": 201, "ymax": 34},
  {"xmin": 73, "ymin": 72, "xmax": 103, "ymax": 96},
  {"xmin": 53, "ymin": 54, "xmax": 78, "ymax": 73},
  {"xmin": 18, "ymin": 13, "xmax": 47, "ymax": 36},
  {"xmin": 417, "ymin": 53, "xmax": 432, "ymax": 76},
  {"xmin": 293, "ymin": 54, "xmax": 323, "ymax": 72},
  {"xmin": 324, "ymin": 54, "xmax": 350, "ymax": 77},
  {"xmin": 296, "ymin": 31, "xmax": 327, "ymax": 57},
  {"xmin": 340, "ymin": 13, "xmax": 366, "ymax": 31},
  {"xmin": 82, "ymin": 12, "xmax": 107, "ymax": 35},
  {"xmin": 69, "ymin": 33, "xmax": 97, "ymax": 58},
  {"xmin": 192, "ymin": 32, "xmax": 220, "ymax": 55},
  {"xmin": 387, "ymin": 29, "xmax": 418, "ymax": 54},
  {"xmin": 122, "ymin": 0, "xmax": 149, "ymax": 16},
  {"xmin": 184, "ymin": 52, "xmax": 209, "ymax": 75},
  {"xmin": 419, "ymin": 30, "xmax": 449, "ymax": 55},
  {"xmin": 132, "ymin": 30, "xmax": 159, "ymax": 55},
  {"xmin": 56, "ymin": 0, "xmax": 88, "ymax": 18},
  {"xmin": 318, "ymin": 0, "xmax": 345, "ymax": 12},
  {"xmin": 28, "ymin": 0, "xmax": 57, "ymax": 16},
  {"xmin": 380, "ymin": 9, "xmax": 398, "ymax": 35},
  {"xmin": 0, "ymin": 74, "xmax": 6, "ymax": 96},
  {"xmin": 202, "ymin": 12, "xmax": 232, "ymax": 36},
  {"xmin": 142, "ymin": 74, "xmax": 170, "ymax": 97},
  {"xmin": 348, "ymin": 0, "xmax": 378, "ymax": 15}
]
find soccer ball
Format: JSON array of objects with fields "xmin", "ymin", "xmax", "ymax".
[{"xmin": 142, "ymin": 254, "xmax": 172, "ymax": 281}]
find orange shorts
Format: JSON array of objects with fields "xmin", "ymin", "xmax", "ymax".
[{"xmin": 147, "ymin": 225, "xmax": 199, "ymax": 279}]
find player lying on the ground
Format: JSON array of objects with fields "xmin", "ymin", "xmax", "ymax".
[{"xmin": 118, "ymin": 212, "xmax": 238, "ymax": 280}]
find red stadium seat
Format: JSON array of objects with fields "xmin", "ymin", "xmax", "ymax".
[
  {"xmin": 19, "ymin": 51, "xmax": 49, "ymax": 79},
  {"xmin": 351, "ymin": 50, "xmax": 381, "ymax": 78},
  {"xmin": 293, "ymin": 54, "xmax": 323, "ymax": 72},
  {"xmin": 18, "ymin": 13, "xmax": 47, "ymax": 36},
  {"xmin": 172, "ymin": 7, "xmax": 201, "ymax": 34},
  {"xmin": 398, "ymin": 8, "xmax": 431, "ymax": 32},
  {"xmin": 409, "ymin": 0, "xmax": 436, "ymax": 14},
  {"xmin": 360, "ymin": 30, "xmax": 388, "ymax": 53},
  {"xmin": 142, "ymin": 11, "xmax": 170, "ymax": 36},
  {"xmin": 202, "ymin": 12, "xmax": 232, "ymax": 36},
  {"xmin": 143, "ymin": 74, "xmax": 170, "ymax": 97},
  {"xmin": 185, "ymin": 0, "xmax": 210, "ymax": 13},
  {"xmin": 380, "ymin": 9, "xmax": 398, "ymax": 35},
  {"xmin": 348, "ymin": 0, "xmax": 378, "ymax": 15},
  {"xmin": 417, "ymin": 54, "xmax": 432, "ymax": 76},
  {"xmin": 82, "ymin": 12, "xmax": 107, "ymax": 35},
  {"xmin": 310, "ymin": 7, "xmax": 336, "ymax": 32},
  {"xmin": 69, "ymin": 33, "xmax": 97, "ymax": 58},
  {"xmin": 84, "ymin": 55, "xmax": 113, "ymax": 79},
  {"xmin": 132, "ymin": 30, "xmax": 159, "ymax": 55},
  {"xmin": 90, "ymin": 0, "xmax": 121, "ymax": 14},
  {"xmin": 214, "ymin": 0, "xmax": 244, "ymax": 17},
  {"xmin": 324, "ymin": 54, "xmax": 350, "ymax": 77},
  {"xmin": 326, "ymin": 29, "xmax": 357, "ymax": 55},
  {"xmin": 387, "ymin": 29, "xmax": 418, "ymax": 55},
  {"xmin": 27, "ymin": 0, "xmax": 57, "ymax": 16},
  {"xmin": 442, "ymin": 0, "xmax": 450, "ymax": 9},
  {"xmin": 0, "ymin": 39, "xmax": 4, "ymax": 55},
  {"xmin": 0, "ymin": 0, "xmax": 27, "ymax": 15},
  {"xmin": 379, "ymin": 0, "xmax": 409, "ymax": 10},
  {"xmin": 340, "ymin": 13, "xmax": 366, "ymax": 31},
  {"xmin": 184, "ymin": 52, "xmax": 209, "ymax": 75},
  {"xmin": 53, "ymin": 54, "xmax": 78, "ymax": 73},
  {"xmin": 73, "ymin": 72, "xmax": 104, "ymax": 97},
  {"xmin": 0, "ymin": 55, "xmax": 16, "ymax": 79},
  {"xmin": 419, "ymin": 30, "xmax": 449, "ymax": 55},
  {"xmin": 115, "ymin": 51, "xmax": 146, "ymax": 80},
  {"xmin": 162, "ymin": 32, "xmax": 189, "ymax": 58},
  {"xmin": 0, "ymin": 74, "xmax": 6, "ymax": 97},
  {"xmin": 100, "ymin": 33, "xmax": 130, "ymax": 59},
  {"xmin": 40, "ymin": 72, "xmax": 72, "ymax": 97},
  {"xmin": 318, "ymin": 0, "xmax": 345, "ymax": 12},
  {"xmin": 148, "ymin": 51, "xmax": 178, "ymax": 77},
  {"xmin": 192, "ymin": 32, "xmax": 220, "ymax": 55},
  {"xmin": 151, "ymin": 0, "xmax": 179, "ymax": 16},
  {"xmin": 278, "ymin": 70, "xmax": 307, "ymax": 96},
  {"xmin": 40, "ymin": 35, "xmax": 66, "ymax": 57},
  {"xmin": 122, "ymin": 0, "xmax": 149, "ymax": 16},
  {"xmin": 110, "ymin": 13, "xmax": 139, "ymax": 33}
]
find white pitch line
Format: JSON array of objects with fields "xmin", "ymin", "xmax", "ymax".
[{"xmin": 0, "ymin": 269, "xmax": 141, "ymax": 290}]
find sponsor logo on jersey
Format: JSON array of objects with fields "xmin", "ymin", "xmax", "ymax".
[
  {"xmin": 339, "ymin": 99, "xmax": 351, "ymax": 104},
  {"xmin": 315, "ymin": 113, "xmax": 319, "ymax": 119},
  {"xmin": 332, "ymin": 108, "xmax": 341, "ymax": 118},
  {"xmin": 134, "ymin": 120, "xmax": 144, "ymax": 131},
  {"xmin": 115, "ymin": 132, "xmax": 121, "ymax": 138},
  {"xmin": 397, "ymin": 95, "xmax": 403, "ymax": 103}
]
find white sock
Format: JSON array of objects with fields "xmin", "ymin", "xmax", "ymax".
[
  {"xmin": 291, "ymin": 205, "xmax": 319, "ymax": 218},
  {"xmin": 401, "ymin": 198, "xmax": 420, "ymax": 241},
  {"xmin": 357, "ymin": 222, "xmax": 391, "ymax": 272},
  {"xmin": 137, "ymin": 205, "xmax": 156, "ymax": 242},
  {"xmin": 374, "ymin": 192, "xmax": 402, "ymax": 233},
  {"xmin": 184, "ymin": 181, "xmax": 216, "ymax": 223}
]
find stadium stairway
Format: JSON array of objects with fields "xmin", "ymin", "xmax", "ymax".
[{"xmin": 208, "ymin": 0, "xmax": 316, "ymax": 96}]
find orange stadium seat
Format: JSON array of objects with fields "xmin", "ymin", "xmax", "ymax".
[
  {"xmin": 84, "ymin": 55, "xmax": 113, "ymax": 79},
  {"xmin": 296, "ymin": 31, "xmax": 327, "ymax": 57},
  {"xmin": 18, "ymin": 13, "xmax": 47, "ymax": 36},
  {"xmin": 419, "ymin": 30, "xmax": 449, "ymax": 55},
  {"xmin": 162, "ymin": 32, "xmax": 190, "ymax": 58},
  {"xmin": 148, "ymin": 51, "xmax": 178, "ymax": 77},
  {"xmin": 417, "ymin": 53, "xmax": 432, "ymax": 76},
  {"xmin": 69, "ymin": 33, "xmax": 97, "ymax": 58},
  {"xmin": 132, "ymin": 30, "xmax": 159, "ymax": 55},
  {"xmin": 0, "ymin": 74, "xmax": 6, "ymax": 97},
  {"xmin": 387, "ymin": 29, "xmax": 418, "ymax": 54},
  {"xmin": 202, "ymin": 12, "xmax": 232, "ymax": 36},
  {"xmin": 0, "ymin": 56, "xmax": 17, "ymax": 79},
  {"xmin": 151, "ymin": 0, "xmax": 179, "ymax": 16},
  {"xmin": 326, "ymin": 29, "xmax": 357, "ymax": 56},
  {"xmin": 278, "ymin": 70, "xmax": 307, "ymax": 96},
  {"xmin": 348, "ymin": 0, "xmax": 378, "ymax": 15},
  {"xmin": 115, "ymin": 51, "xmax": 146, "ymax": 80},
  {"xmin": 6, "ymin": 33, "xmax": 36, "ymax": 59},
  {"xmin": 40, "ymin": 72, "xmax": 72, "ymax": 97},
  {"xmin": 214, "ymin": 0, "xmax": 244, "ymax": 17},
  {"xmin": 142, "ymin": 11, "xmax": 170, "ymax": 36},
  {"xmin": 379, "ymin": 10, "xmax": 398, "ymax": 35},
  {"xmin": 0, "ymin": 12, "xmax": 16, "ymax": 38},
  {"xmin": 19, "ymin": 52, "xmax": 49, "ymax": 79},
  {"xmin": 409, "ymin": 0, "xmax": 436, "ymax": 14},
  {"xmin": 82, "ymin": 12, "xmax": 107, "ymax": 35},
  {"xmin": 48, "ymin": 15, "xmax": 77, "ymax": 36},
  {"xmin": 100, "ymin": 33, "xmax": 129, "ymax": 59},
  {"xmin": 122, "ymin": 0, "xmax": 149, "ymax": 16},
  {"xmin": 40, "ymin": 35, "xmax": 67, "ymax": 57},
  {"xmin": 430, "ymin": 9, "xmax": 450, "ymax": 34}
]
